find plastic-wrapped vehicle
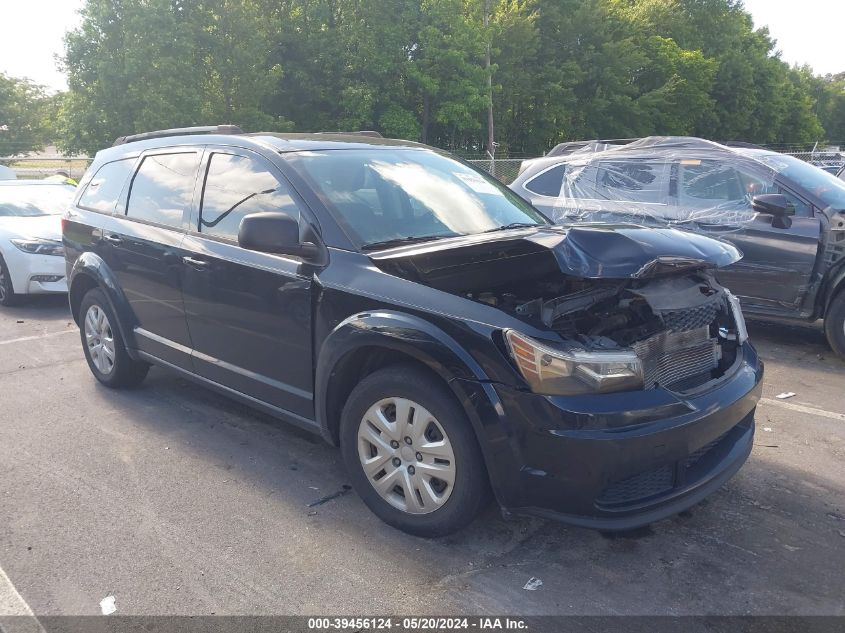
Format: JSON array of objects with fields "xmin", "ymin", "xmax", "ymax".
[{"xmin": 511, "ymin": 137, "xmax": 845, "ymax": 357}]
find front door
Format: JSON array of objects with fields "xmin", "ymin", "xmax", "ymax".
[
  {"xmin": 677, "ymin": 160, "xmax": 821, "ymax": 316},
  {"xmin": 180, "ymin": 149, "xmax": 314, "ymax": 420}
]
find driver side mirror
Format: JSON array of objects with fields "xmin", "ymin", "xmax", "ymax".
[
  {"xmin": 238, "ymin": 212, "xmax": 321, "ymax": 260},
  {"xmin": 752, "ymin": 194, "xmax": 792, "ymax": 229}
]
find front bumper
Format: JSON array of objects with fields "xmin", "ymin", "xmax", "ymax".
[
  {"xmin": 2, "ymin": 246, "xmax": 67, "ymax": 295},
  {"xmin": 486, "ymin": 343, "xmax": 763, "ymax": 530}
]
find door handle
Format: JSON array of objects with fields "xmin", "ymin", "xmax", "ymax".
[
  {"xmin": 102, "ymin": 234, "xmax": 123, "ymax": 245},
  {"xmin": 182, "ymin": 256, "xmax": 211, "ymax": 270}
]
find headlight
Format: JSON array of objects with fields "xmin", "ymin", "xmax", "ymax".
[
  {"xmin": 505, "ymin": 329, "xmax": 644, "ymax": 395},
  {"xmin": 10, "ymin": 238, "xmax": 65, "ymax": 256},
  {"xmin": 725, "ymin": 290, "xmax": 748, "ymax": 344}
]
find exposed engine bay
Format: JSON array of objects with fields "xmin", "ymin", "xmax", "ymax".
[
  {"xmin": 368, "ymin": 226, "xmax": 747, "ymax": 392},
  {"xmin": 466, "ymin": 272, "xmax": 743, "ymax": 391}
]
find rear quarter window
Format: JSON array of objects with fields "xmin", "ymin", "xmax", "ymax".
[
  {"xmin": 78, "ymin": 158, "xmax": 135, "ymax": 213},
  {"xmin": 524, "ymin": 164, "xmax": 566, "ymax": 196}
]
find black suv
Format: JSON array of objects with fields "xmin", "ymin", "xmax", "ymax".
[{"xmin": 64, "ymin": 126, "xmax": 763, "ymax": 536}]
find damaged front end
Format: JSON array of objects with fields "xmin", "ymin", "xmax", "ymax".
[
  {"xmin": 501, "ymin": 272, "xmax": 747, "ymax": 396},
  {"xmin": 370, "ymin": 225, "xmax": 746, "ymax": 396}
]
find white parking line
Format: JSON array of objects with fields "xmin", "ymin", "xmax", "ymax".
[
  {"xmin": 0, "ymin": 565, "xmax": 45, "ymax": 633},
  {"xmin": 759, "ymin": 398, "xmax": 845, "ymax": 422},
  {"xmin": 0, "ymin": 329, "xmax": 76, "ymax": 347}
]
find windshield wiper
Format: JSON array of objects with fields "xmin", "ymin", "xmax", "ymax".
[
  {"xmin": 482, "ymin": 222, "xmax": 542, "ymax": 233},
  {"xmin": 361, "ymin": 234, "xmax": 456, "ymax": 251}
]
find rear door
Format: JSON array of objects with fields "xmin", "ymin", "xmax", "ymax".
[
  {"xmin": 677, "ymin": 160, "xmax": 821, "ymax": 315},
  {"xmin": 180, "ymin": 148, "xmax": 314, "ymax": 420},
  {"xmin": 102, "ymin": 149, "xmax": 200, "ymax": 368}
]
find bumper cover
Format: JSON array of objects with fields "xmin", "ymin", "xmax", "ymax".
[
  {"xmin": 489, "ymin": 344, "xmax": 763, "ymax": 530},
  {"xmin": 2, "ymin": 247, "xmax": 67, "ymax": 295}
]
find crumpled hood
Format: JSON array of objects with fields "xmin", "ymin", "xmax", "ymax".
[
  {"xmin": 0, "ymin": 214, "xmax": 63, "ymax": 241},
  {"xmin": 369, "ymin": 224, "xmax": 741, "ymax": 284}
]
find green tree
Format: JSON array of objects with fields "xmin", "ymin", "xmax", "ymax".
[{"xmin": 0, "ymin": 73, "xmax": 53, "ymax": 156}]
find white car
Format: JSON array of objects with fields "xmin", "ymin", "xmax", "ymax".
[{"xmin": 0, "ymin": 180, "xmax": 76, "ymax": 306}]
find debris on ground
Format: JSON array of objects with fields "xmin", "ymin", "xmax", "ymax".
[
  {"xmin": 523, "ymin": 577, "xmax": 543, "ymax": 591},
  {"xmin": 307, "ymin": 484, "xmax": 352, "ymax": 507},
  {"xmin": 763, "ymin": 427, "xmax": 773, "ymax": 432},
  {"xmin": 100, "ymin": 595, "xmax": 117, "ymax": 615},
  {"xmin": 776, "ymin": 392, "xmax": 796, "ymax": 399}
]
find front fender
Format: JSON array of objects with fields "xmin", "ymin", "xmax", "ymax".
[
  {"xmin": 316, "ymin": 310, "xmax": 498, "ymax": 437},
  {"xmin": 315, "ymin": 310, "xmax": 520, "ymax": 504},
  {"xmin": 68, "ymin": 252, "xmax": 138, "ymax": 351}
]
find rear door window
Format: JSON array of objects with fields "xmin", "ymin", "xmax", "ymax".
[
  {"xmin": 79, "ymin": 158, "xmax": 135, "ymax": 213},
  {"xmin": 126, "ymin": 152, "xmax": 200, "ymax": 228},
  {"xmin": 199, "ymin": 153, "xmax": 299, "ymax": 241},
  {"xmin": 595, "ymin": 160, "xmax": 668, "ymax": 203}
]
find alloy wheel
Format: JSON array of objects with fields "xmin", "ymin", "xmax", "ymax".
[
  {"xmin": 357, "ymin": 397, "xmax": 457, "ymax": 514},
  {"xmin": 84, "ymin": 304, "xmax": 116, "ymax": 375}
]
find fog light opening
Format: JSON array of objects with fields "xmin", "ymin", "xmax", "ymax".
[{"xmin": 30, "ymin": 275, "xmax": 64, "ymax": 283}]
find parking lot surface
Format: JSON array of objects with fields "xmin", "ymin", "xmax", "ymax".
[{"xmin": 1, "ymin": 297, "xmax": 844, "ymax": 616}]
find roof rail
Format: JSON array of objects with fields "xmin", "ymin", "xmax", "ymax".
[
  {"xmin": 313, "ymin": 130, "xmax": 384, "ymax": 138},
  {"xmin": 112, "ymin": 125, "xmax": 244, "ymax": 147}
]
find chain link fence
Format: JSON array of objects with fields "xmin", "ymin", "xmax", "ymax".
[
  {"xmin": 1, "ymin": 146, "xmax": 840, "ymax": 186},
  {"xmin": 779, "ymin": 149, "xmax": 843, "ymax": 173},
  {"xmin": 466, "ymin": 158, "xmax": 524, "ymax": 184}
]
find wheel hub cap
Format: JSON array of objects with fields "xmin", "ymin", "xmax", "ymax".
[
  {"xmin": 84, "ymin": 304, "xmax": 116, "ymax": 375},
  {"xmin": 357, "ymin": 397, "xmax": 456, "ymax": 515}
]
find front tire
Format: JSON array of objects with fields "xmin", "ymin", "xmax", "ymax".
[
  {"xmin": 0, "ymin": 255, "xmax": 23, "ymax": 307},
  {"xmin": 340, "ymin": 364, "xmax": 490, "ymax": 537},
  {"xmin": 79, "ymin": 288, "xmax": 149, "ymax": 387},
  {"xmin": 824, "ymin": 290, "xmax": 845, "ymax": 358}
]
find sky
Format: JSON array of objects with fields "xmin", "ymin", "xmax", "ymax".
[{"xmin": 0, "ymin": 0, "xmax": 842, "ymax": 93}]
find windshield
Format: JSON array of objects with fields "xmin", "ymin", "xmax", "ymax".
[
  {"xmin": 289, "ymin": 149, "xmax": 547, "ymax": 248},
  {"xmin": 0, "ymin": 184, "xmax": 76, "ymax": 217},
  {"xmin": 751, "ymin": 153, "xmax": 845, "ymax": 210}
]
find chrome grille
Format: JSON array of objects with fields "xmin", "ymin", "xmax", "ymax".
[{"xmin": 632, "ymin": 326, "xmax": 720, "ymax": 390}]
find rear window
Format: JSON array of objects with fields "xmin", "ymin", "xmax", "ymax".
[
  {"xmin": 78, "ymin": 159, "xmax": 135, "ymax": 212},
  {"xmin": 0, "ymin": 184, "xmax": 75, "ymax": 217},
  {"xmin": 126, "ymin": 153, "xmax": 200, "ymax": 227}
]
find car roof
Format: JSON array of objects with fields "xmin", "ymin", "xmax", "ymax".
[
  {"xmin": 517, "ymin": 136, "xmax": 784, "ymax": 180},
  {"xmin": 92, "ymin": 132, "xmax": 428, "ymax": 163}
]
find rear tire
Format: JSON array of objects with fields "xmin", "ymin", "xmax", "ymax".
[
  {"xmin": 824, "ymin": 290, "xmax": 845, "ymax": 358},
  {"xmin": 79, "ymin": 288, "xmax": 149, "ymax": 387},
  {"xmin": 0, "ymin": 255, "xmax": 23, "ymax": 307},
  {"xmin": 340, "ymin": 364, "xmax": 491, "ymax": 537}
]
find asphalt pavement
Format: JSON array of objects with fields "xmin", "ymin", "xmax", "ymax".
[{"xmin": 0, "ymin": 296, "xmax": 843, "ymax": 616}]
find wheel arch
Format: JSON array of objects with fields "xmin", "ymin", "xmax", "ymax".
[
  {"xmin": 822, "ymin": 264, "xmax": 845, "ymax": 315},
  {"xmin": 315, "ymin": 311, "xmax": 496, "ymax": 447},
  {"xmin": 68, "ymin": 252, "xmax": 137, "ymax": 351}
]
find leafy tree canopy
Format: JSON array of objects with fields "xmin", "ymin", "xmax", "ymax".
[{"xmin": 52, "ymin": 0, "xmax": 845, "ymax": 155}]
